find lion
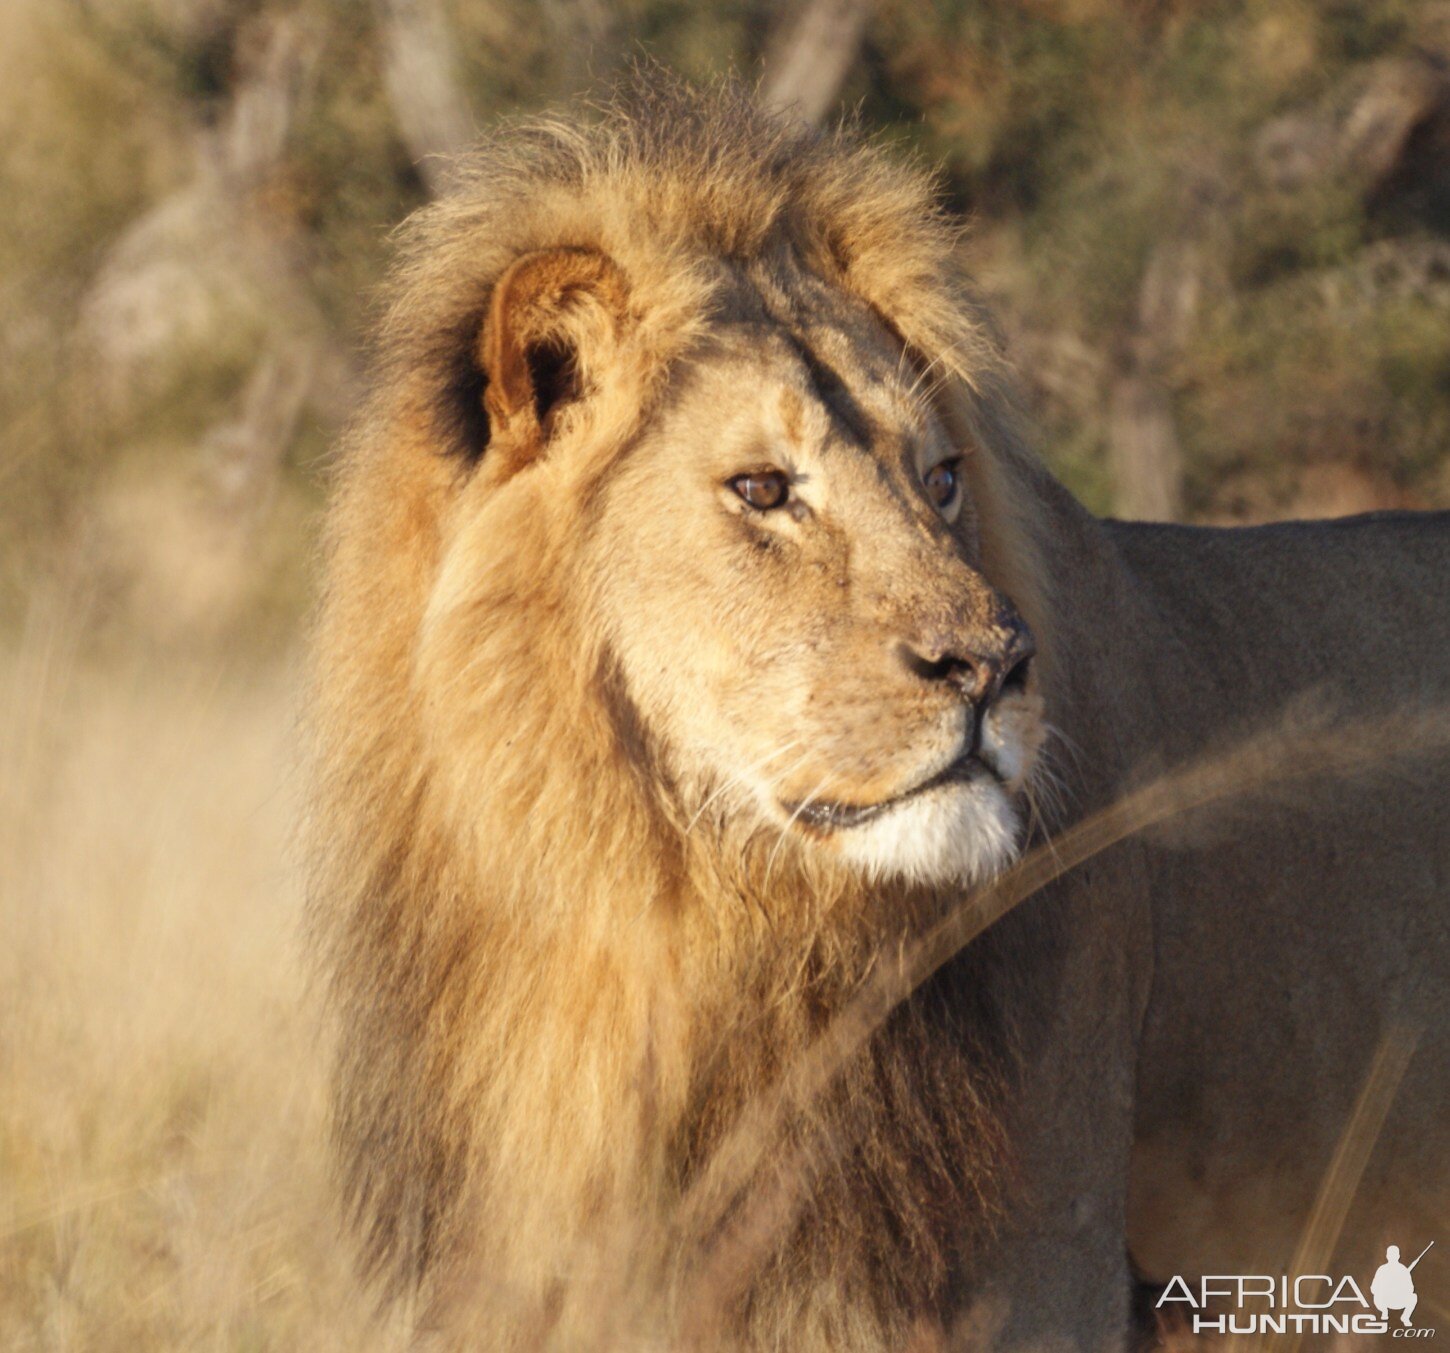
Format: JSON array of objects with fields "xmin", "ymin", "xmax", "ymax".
[{"xmin": 308, "ymin": 81, "xmax": 1450, "ymax": 1349}]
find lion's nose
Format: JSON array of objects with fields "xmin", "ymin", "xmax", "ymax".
[{"xmin": 897, "ymin": 623, "xmax": 1035, "ymax": 707}]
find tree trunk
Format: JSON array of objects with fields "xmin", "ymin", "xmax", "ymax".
[
  {"xmin": 1107, "ymin": 368, "xmax": 1183, "ymax": 522},
  {"xmin": 1108, "ymin": 238, "xmax": 1202, "ymax": 521},
  {"xmin": 373, "ymin": 0, "xmax": 474, "ymax": 193},
  {"xmin": 760, "ymin": 0, "xmax": 874, "ymax": 126}
]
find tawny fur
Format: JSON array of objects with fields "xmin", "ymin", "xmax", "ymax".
[
  {"xmin": 308, "ymin": 81, "xmax": 1044, "ymax": 1349},
  {"xmin": 309, "ymin": 77, "xmax": 1450, "ymax": 1353}
]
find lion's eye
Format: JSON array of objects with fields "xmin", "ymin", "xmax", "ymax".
[
  {"xmin": 730, "ymin": 469, "xmax": 791, "ymax": 511},
  {"xmin": 924, "ymin": 458, "xmax": 963, "ymax": 511}
]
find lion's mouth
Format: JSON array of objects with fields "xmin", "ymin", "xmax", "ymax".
[{"xmin": 784, "ymin": 753, "xmax": 994, "ymax": 834}]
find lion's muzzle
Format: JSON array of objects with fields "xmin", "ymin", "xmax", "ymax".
[{"xmin": 894, "ymin": 611, "xmax": 1036, "ymax": 715}]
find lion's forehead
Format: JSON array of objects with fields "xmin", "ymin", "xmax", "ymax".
[{"xmin": 657, "ymin": 314, "xmax": 949, "ymax": 478}]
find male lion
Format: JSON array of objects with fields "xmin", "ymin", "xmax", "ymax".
[{"xmin": 309, "ymin": 83, "xmax": 1450, "ymax": 1349}]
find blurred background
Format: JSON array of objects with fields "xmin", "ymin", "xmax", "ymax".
[
  {"xmin": 2, "ymin": 2, "xmax": 1449, "ymax": 1348},
  {"xmin": 7, "ymin": 0, "xmax": 1450, "ymax": 643}
]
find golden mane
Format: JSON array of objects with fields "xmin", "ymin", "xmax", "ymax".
[{"xmin": 308, "ymin": 78, "xmax": 1052, "ymax": 1347}]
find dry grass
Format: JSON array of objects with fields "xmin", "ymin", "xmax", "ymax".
[
  {"xmin": 2, "ymin": 589, "xmax": 1444, "ymax": 1351},
  {"xmin": 0, "ymin": 599, "xmax": 402, "ymax": 1352}
]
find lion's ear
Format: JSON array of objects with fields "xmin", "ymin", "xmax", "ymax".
[{"xmin": 477, "ymin": 248, "xmax": 629, "ymax": 476}]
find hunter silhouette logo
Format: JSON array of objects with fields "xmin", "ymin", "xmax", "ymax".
[
  {"xmin": 1373, "ymin": 1243, "xmax": 1433, "ymax": 1328},
  {"xmin": 1157, "ymin": 1239, "xmax": 1437, "ymax": 1337}
]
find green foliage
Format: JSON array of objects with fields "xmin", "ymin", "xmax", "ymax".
[{"xmin": 3, "ymin": 0, "xmax": 1449, "ymax": 635}]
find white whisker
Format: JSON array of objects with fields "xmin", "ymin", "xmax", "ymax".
[
  {"xmin": 762, "ymin": 772, "xmax": 833, "ymax": 893},
  {"xmin": 1042, "ymin": 720, "xmax": 1087, "ymax": 775},
  {"xmin": 903, "ymin": 339, "xmax": 964, "ymax": 406},
  {"xmin": 683, "ymin": 739, "xmax": 807, "ymax": 837}
]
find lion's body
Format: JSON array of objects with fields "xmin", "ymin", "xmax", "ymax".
[
  {"xmin": 1110, "ymin": 514, "xmax": 1450, "ymax": 1283},
  {"xmin": 309, "ymin": 83, "xmax": 1450, "ymax": 1349}
]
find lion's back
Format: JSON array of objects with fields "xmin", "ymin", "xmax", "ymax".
[{"xmin": 1109, "ymin": 510, "xmax": 1450, "ymax": 717}]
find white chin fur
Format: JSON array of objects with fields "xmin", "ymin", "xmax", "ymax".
[{"xmin": 831, "ymin": 777, "xmax": 1021, "ymax": 887}]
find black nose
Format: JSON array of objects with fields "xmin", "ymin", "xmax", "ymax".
[{"xmin": 898, "ymin": 624, "xmax": 1035, "ymax": 707}]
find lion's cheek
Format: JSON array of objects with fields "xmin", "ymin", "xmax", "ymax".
[{"xmin": 979, "ymin": 691, "xmax": 1046, "ymax": 793}]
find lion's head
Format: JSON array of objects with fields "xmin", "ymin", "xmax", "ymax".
[
  {"xmin": 364, "ymin": 87, "xmax": 1053, "ymax": 902},
  {"xmin": 579, "ymin": 279, "xmax": 1045, "ymax": 885},
  {"xmin": 311, "ymin": 80, "xmax": 1055, "ymax": 1332}
]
